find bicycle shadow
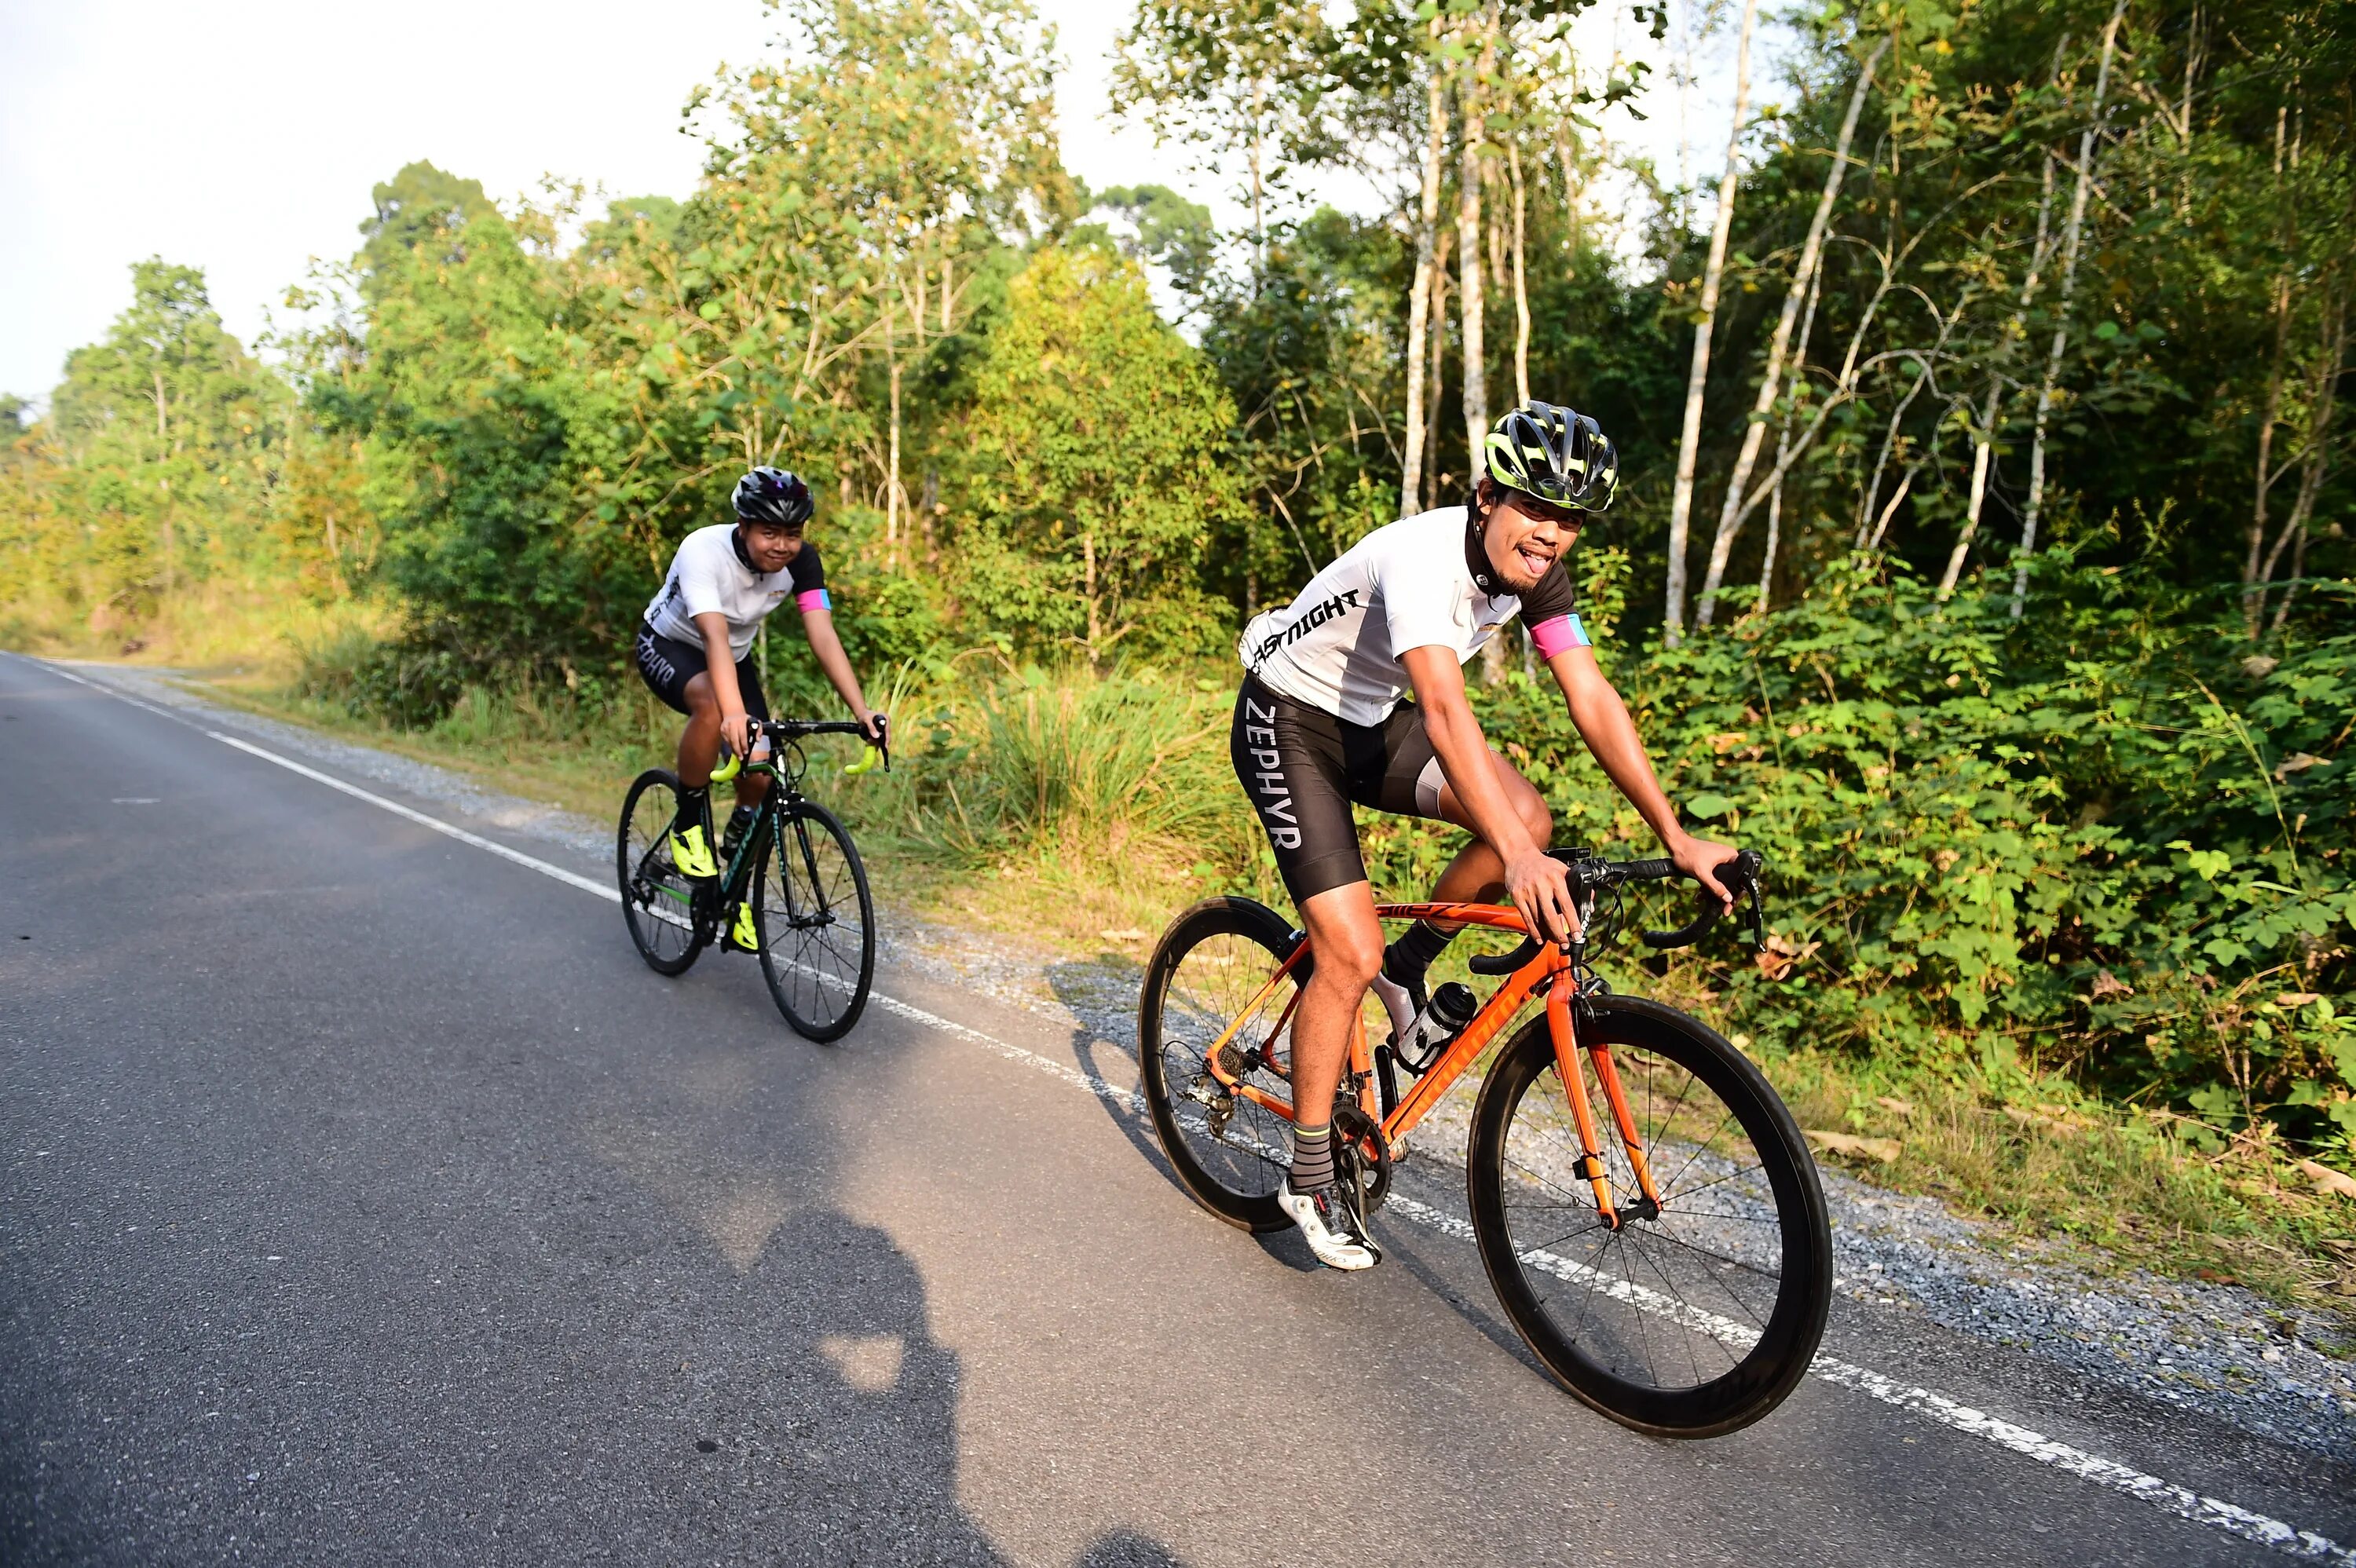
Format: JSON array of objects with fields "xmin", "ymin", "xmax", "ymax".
[
  {"xmin": 1047, "ymin": 954, "xmax": 1366, "ymax": 1277},
  {"xmin": 1045, "ymin": 954, "xmax": 1171, "ymax": 1186}
]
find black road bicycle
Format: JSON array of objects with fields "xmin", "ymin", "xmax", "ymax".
[{"xmin": 616, "ymin": 718, "xmax": 883, "ymax": 1041}]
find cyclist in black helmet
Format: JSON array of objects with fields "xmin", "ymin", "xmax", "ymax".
[
  {"xmin": 635, "ymin": 467, "xmax": 884, "ymax": 950},
  {"xmin": 1231, "ymin": 401, "xmax": 1741, "ymax": 1269}
]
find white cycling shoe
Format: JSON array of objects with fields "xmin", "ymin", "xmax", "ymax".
[{"xmin": 1277, "ymin": 1181, "xmax": 1381, "ymax": 1270}]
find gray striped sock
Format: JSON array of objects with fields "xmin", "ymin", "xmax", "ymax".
[{"xmin": 1289, "ymin": 1123, "xmax": 1333, "ymax": 1193}]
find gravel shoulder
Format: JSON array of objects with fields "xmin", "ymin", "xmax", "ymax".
[{"xmin": 71, "ymin": 659, "xmax": 2356, "ymax": 1467}]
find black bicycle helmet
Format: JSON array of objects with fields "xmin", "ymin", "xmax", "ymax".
[
  {"xmin": 732, "ymin": 466, "xmax": 814, "ymax": 529},
  {"xmin": 1483, "ymin": 402, "xmax": 1619, "ymax": 513}
]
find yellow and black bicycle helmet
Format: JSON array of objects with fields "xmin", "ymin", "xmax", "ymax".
[{"xmin": 1483, "ymin": 401, "xmax": 1619, "ymax": 513}]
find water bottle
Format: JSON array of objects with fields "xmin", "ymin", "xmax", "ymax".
[{"xmin": 1396, "ymin": 981, "xmax": 1478, "ymax": 1073}]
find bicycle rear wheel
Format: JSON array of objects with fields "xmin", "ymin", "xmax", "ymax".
[
  {"xmin": 618, "ymin": 769, "xmax": 703, "ymax": 975},
  {"xmin": 755, "ymin": 799, "xmax": 875, "ymax": 1042},
  {"xmin": 1137, "ymin": 897, "xmax": 1304, "ymax": 1233},
  {"xmin": 1465, "ymin": 995, "xmax": 1831, "ymax": 1437}
]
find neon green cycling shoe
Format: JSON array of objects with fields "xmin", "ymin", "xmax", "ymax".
[
  {"xmin": 724, "ymin": 901, "xmax": 760, "ymax": 952},
  {"xmin": 668, "ymin": 821, "xmax": 719, "ymax": 881}
]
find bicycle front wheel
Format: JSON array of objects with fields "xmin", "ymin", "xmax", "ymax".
[
  {"xmin": 1466, "ymin": 995, "xmax": 1831, "ymax": 1437},
  {"xmin": 618, "ymin": 769, "xmax": 703, "ymax": 975},
  {"xmin": 755, "ymin": 800, "xmax": 875, "ymax": 1042},
  {"xmin": 1137, "ymin": 897, "xmax": 1303, "ymax": 1233}
]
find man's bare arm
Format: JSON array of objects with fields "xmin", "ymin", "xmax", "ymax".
[
  {"xmin": 1401, "ymin": 644, "xmax": 1577, "ymax": 941},
  {"xmin": 693, "ymin": 611, "xmax": 755, "ymax": 759},
  {"xmin": 798, "ymin": 609, "xmax": 879, "ymax": 740},
  {"xmin": 1547, "ymin": 646, "xmax": 1739, "ymax": 908}
]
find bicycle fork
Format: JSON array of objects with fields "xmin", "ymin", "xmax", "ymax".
[{"xmin": 1546, "ymin": 977, "xmax": 1663, "ymax": 1230}]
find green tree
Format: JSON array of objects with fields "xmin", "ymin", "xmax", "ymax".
[
  {"xmin": 957, "ymin": 244, "xmax": 1246, "ymax": 661},
  {"xmin": 46, "ymin": 258, "xmax": 286, "ymax": 610},
  {"xmin": 359, "ymin": 161, "xmax": 498, "ymax": 296}
]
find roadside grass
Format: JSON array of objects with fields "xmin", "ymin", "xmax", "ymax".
[
  {"xmin": 1765, "ymin": 1047, "xmax": 2356, "ymax": 1321},
  {"xmin": 115, "ymin": 651, "xmax": 2356, "ymax": 1324}
]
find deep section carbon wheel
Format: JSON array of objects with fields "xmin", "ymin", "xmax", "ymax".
[
  {"xmin": 755, "ymin": 799, "xmax": 875, "ymax": 1042},
  {"xmin": 618, "ymin": 768, "xmax": 703, "ymax": 976},
  {"xmin": 1465, "ymin": 995, "xmax": 1831, "ymax": 1437},
  {"xmin": 1137, "ymin": 897, "xmax": 1308, "ymax": 1232}
]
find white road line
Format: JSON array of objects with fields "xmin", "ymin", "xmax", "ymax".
[
  {"xmin": 31, "ymin": 655, "xmax": 2354, "ymax": 1563},
  {"xmin": 1384, "ymin": 1198, "xmax": 2353, "ymax": 1563},
  {"xmin": 207, "ymin": 733, "xmax": 622, "ymax": 904}
]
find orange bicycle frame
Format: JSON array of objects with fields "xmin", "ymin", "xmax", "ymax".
[{"xmin": 1200, "ymin": 901, "xmax": 1666, "ymax": 1226}]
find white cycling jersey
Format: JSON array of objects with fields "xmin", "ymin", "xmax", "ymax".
[
  {"xmin": 642, "ymin": 524, "xmax": 829, "ymax": 660},
  {"xmin": 1237, "ymin": 506, "xmax": 1589, "ymax": 727}
]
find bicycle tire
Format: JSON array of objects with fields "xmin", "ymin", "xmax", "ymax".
[
  {"xmin": 1465, "ymin": 995, "xmax": 1831, "ymax": 1437},
  {"xmin": 618, "ymin": 768, "xmax": 704, "ymax": 976},
  {"xmin": 755, "ymin": 799, "xmax": 875, "ymax": 1042},
  {"xmin": 1137, "ymin": 897, "xmax": 1306, "ymax": 1233}
]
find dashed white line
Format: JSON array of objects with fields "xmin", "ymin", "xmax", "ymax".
[{"xmin": 30, "ymin": 653, "xmax": 2354, "ymax": 1563}]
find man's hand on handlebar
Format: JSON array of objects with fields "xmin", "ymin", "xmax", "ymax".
[
  {"xmin": 857, "ymin": 710, "xmax": 887, "ymax": 747},
  {"xmin": 1505, "ymin": 847, "xmax": 1582, "ymax": 945},
  {"xmin": 720, "ymin": 710, "xmax": 755, "ymax": 762},
  {"xmin": 1668, "ymin": 832, "xmax": 1743, "ymax": 912}
]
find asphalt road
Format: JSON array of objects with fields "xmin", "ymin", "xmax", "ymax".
[{"xmin": 3, "ymin": 652, "xmax": 2352, "ymax": 1567}]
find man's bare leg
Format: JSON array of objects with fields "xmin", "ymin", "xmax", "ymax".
[
  {"xmin": 1370, "ymin": 753, "xmax": 1559, "ymax": 1044},
  {"xmin": 1275, "ymin": 880, "xmax": 1388, "ymax": 1268},
  {"xmin": 1291, "ymin": 880, "xmax": 1385, "ymax": 1131}
]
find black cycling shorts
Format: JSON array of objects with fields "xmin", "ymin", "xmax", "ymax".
[
  {"xmin": 1230, "ymin": 672, "xmax": 1449, "ymax": 905},
  {"xmin": 634, "ymin": 620, "xmax": 770, "ymax": 722}
]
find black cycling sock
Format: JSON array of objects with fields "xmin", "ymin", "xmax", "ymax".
[
  {"xmin": 675, "ymin": 784, "xmax": 711, "ymax": 834},
  {"xmin": 1385, "ymin": 919, "xmax": 1458, "ymax": 983},
  {"xmin": 1289, "ymin": 1123, "xmax": 1334, "ymax": 1193}
]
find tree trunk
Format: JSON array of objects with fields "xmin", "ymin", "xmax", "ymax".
[
  {"xmin": 1083, "ymin": 528, "xmax": 1100, "ymax": 666},
  {"xmin": 1695, "ymin": 33, "xmax": 1887, "ymax": 627},
  {"xmin": 2244, "ymin": 105, "xmax": 2295, "ymax": 631},
  {"xmin": 1250, "ymin": 79, "xmax": 1268, "ymax": 279},
  {"xmin": 885, "ymin": 295, "xmax": 903, "ymax": 561},
  {"xmin": 2014, "ymin": 0, "xmax": 2127, "ymax": 620},
  {"xmin": 1754, "ymin": 466, "xmax": 1783, "ymax": 616},
  {"xmin": 1662, "ymin": 0, "xmax": 1758, "ymax": 647},
  {"xmin": 2256, "ymin": 284, "xmax": 2348, "ymax": 630},
  {"xmin": 2244, "ymin": 272, "xmax": 2293, "ymax": 630},
  {"xmin": 1941, "ymin": 155, "xmax": 2057, "ymax": 597},
  {"xmin": 1857, "ymin": 359, "xmax": 1930, "ymax": 546},
  {"xmin": 1457, "ymin": 9, "xmax": 1496, "ymax": 476},
  {"xmin": 1426, "ymin": 230, "xmax": 1451, "ymax": 507},
  {"xmin": 1554, "ymin": 129, "xmax": 1583, "ymax": 260},
  {"xmin": 1510, "ymin": 142, "xmax": 1532, "ymax": 408},
  {"xmin": 1401, "ymin": 52, "xmax": 1446, "ymax": 518}
]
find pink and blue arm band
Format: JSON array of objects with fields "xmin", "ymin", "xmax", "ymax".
[
  {"xmin": 796, "ymin": 588, "xmax": 832, "ymax": 613},
  {"xmin": 1529, "ymin": 612, "xmax": 1592, "ymax": 660}
]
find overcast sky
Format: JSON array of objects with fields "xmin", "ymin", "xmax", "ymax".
[{"xmin": 0, "ymin": 0, "xmax": 1733, "ymax": 404}]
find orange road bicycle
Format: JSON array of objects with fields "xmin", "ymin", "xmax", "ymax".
[
  {"xmin": 1138, "ymin": 850, "xmax": 1833, "ymax": 1437},
  {"xmin": 617, "ymin": 717, "xmax": 882, "ymax": 1041}
]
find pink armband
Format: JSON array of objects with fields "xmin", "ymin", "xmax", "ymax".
[
  {"xmin": 796, "ymin": 588, "xmax": 831, "ymax": 613},
  {"xmin": 1530, "ymin": 613, "xmax": 1591, "ymax": 659}
]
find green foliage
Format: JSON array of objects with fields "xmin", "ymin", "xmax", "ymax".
[
  {"xmin": 957, "ymin": 245, "xmax": 1247, "ymax": 661},
  {"xmin": 1356, "ymin": 557, "xmax": 2356, "ymax": 1159},
  {"xmin": 358, "ymin": 161, "xmax": 496, "ymax": 298}
]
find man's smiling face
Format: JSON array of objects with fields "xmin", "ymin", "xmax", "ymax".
[{"xmin": 1479, "ymin": 480, "xmax": 1583, "ymax": 592}]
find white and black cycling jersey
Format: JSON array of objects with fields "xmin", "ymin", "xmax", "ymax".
[
  {"xmin": 1237, "ymin": 506, "xmax": 1590, "ymax": 727},
  {"xmin": 642, "ymin": 524, "xmax": 830, "ymax": 661}
]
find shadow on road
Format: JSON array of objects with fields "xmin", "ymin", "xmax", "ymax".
[{"xmin": 0, "ymin": 654, "xmax": 1198, "ymax": 1566}]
